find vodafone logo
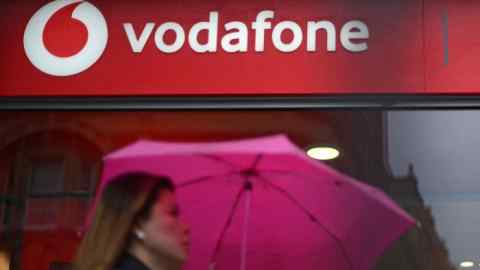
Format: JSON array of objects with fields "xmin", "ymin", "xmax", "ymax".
[
  {"xmin": 23, "ymin": 0, "xmax": 108, "ymax": 76},
  {"xmin": 22, "ymin": 2, "xmax": 369, "ymax": 77}
]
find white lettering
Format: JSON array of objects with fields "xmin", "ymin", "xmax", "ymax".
[
  {"xmin": 252, "ymin": 10, "xmax": 274, "ymax": 52},
  {"xmin": 221, "ymin": 22, "xmax": 248, "ymax": 53},
  {"xmin": 340, "ymin": 20, "xmax": 369, "ymax": 52},
  {"xmin": 124, "ymin": 23, "xmax": 155, "ymax": 53},
  {"xmin": 154, "ymin": 22, "xmax": 185, "ymax": 53},
  {"xmin": 188, "ymin": 12, "xmax": 219, "ymax": 53},
  {"xmin": 307, "ymin": 21, "xmax": 336, "ymax": 52},
  {"xmin": 272, "ymin": 21, "xmax": 303, "ymax": 52},
  {"xmin": 122, "ymin": 11, "xmax": 370, "ymax": 55}
]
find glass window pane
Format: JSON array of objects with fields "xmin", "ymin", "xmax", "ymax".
[
  {"xmin": 0, "ymin": 110, "xmax": 477, "ymax": 270},
  {"xmin": 30, "ymin": 159, "xmax": 65, "ymax": 196}
]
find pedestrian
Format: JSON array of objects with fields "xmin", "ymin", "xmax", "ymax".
[{"xmin": 73, "ymin": 172, "xmax": 190, "ymax": 270}]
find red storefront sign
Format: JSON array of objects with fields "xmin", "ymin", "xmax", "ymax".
[
  {"xmin": 424, "ymin": 0, "xmax": 480, "ymax": 93},
  {"xmin": 0, "ymin": 0, "xmax": 476, "ymax": 96}
]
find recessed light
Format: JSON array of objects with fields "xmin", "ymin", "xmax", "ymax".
[
  {"xmin": 460, "ymin": 261, "xmax": 475, "ymax": 268},
  {"xmin": 306, "ymin": 146, "xmax": 340, "ymax": 160}
]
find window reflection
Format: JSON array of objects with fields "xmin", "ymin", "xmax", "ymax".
[
  {"xmin": 0, "ymin": 110, "xmax": 475, "ymax": 270},
  {"xmin": 388, "ymin": 111, "xmax": 480, "ymax": 269}
]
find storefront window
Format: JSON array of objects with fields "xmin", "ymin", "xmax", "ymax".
[{"xmin": 0, "ymin": 110, "xmax": 476, "ymax": 270}]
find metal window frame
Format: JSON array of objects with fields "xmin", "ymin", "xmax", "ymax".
[{"xmin": 1, "ymin": 94, "xmax": 480, "ymax": 110}]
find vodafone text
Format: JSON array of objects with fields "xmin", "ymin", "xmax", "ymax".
[{"xmin": 124, "ymin": 10, "xmax": 369, "ymax": 54}]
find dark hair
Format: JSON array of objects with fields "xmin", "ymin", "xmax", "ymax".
[{"xmin": 73, "ymin": 172, "xmax": 174, "ymax": 270}]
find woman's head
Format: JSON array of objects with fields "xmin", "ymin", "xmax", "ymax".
[{"xmin": 74, "ymin": 172, "xmax": 189, "ymax": 270}]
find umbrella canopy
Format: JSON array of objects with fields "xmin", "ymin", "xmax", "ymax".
[{"xmin": 99, "ymin": 134, "xmax": 416, "ymax": 270}]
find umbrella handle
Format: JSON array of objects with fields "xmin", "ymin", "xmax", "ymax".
[{"xmin": 240, "ymin": 189, "xmax": 252, "ymax": 270}]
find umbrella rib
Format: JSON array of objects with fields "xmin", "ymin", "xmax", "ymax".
[
  {"xmin": 210, "ymin": 184, "xmax": 247, "ymax": 268},
  {"xmin": 250, "ymin": 153, "xmax": 263, "ymax": 170},
  {"xmin": 179, "ymin": 154, "xmax": 263, "ymax": 188},
  {"xmin": 196, "ymin": 153, "xmax": 238, "ymax": 169},
  {"xmin": 261, "ymin": 169, "xmax": 338, "ymax": 184},
  {"xmin": 260, "ymin": 177, "xmax": 354, "ymax": 270},
  {"xmin": 177, "ymin": 171, "xmax": 237, "ymax": 188}
]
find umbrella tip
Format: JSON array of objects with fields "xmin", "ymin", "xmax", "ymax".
[
  {"xmin": 243, "ymin": 180, "xmax": 253, "ymax": 191},
  {"xmin": 416, "ymin": 221, "xmax": 422, "ymax": 228}
]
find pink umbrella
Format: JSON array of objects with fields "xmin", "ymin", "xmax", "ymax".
[{"xmin": 99, "ymin": 134, "xmax": 416, "ymax": 270}]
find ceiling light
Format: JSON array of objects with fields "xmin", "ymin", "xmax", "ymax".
[
  {"xmin": 306, "ymin": 146, "xmax": 340, "ymax": 161},
  {"xmin": 460, "ymin": 261, "xmax": 475, "ymax": 268}
]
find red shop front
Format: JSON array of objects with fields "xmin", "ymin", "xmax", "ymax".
[{"xmin": 0, "ymin": 0, "xmax": 479, "ymax": 270}]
